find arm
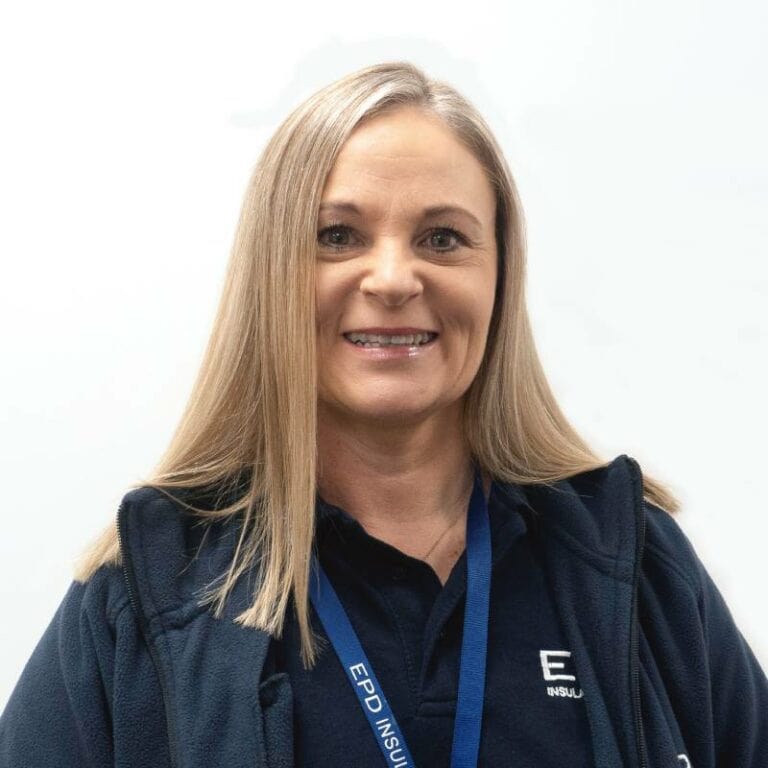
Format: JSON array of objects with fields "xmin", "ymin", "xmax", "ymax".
[
  {"xmin": 643, "ymin": 501, "xmax": 768, "ymax": 766},
  {"xmin": 0, "ymin": 576, "xmax": 120, "ymax": 767},
  {"xmin": 694, "ymin": 553, "xmax": 768, "ymax": 766}
]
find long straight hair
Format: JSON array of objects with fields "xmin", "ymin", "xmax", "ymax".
[{"xmin": 74, "ymin": 61, "xmax": 680, "ymax": 667}]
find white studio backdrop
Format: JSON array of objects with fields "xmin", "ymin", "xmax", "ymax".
[{"xmin": 1, "ymin": 0, "xmax": 766, "ymax": 711}]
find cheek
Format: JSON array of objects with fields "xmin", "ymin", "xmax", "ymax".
[
  {"xmin": 314, "ymin": 269, "xmax": 344, "ymax": 334},
  {"xmin": 474, "ymin": 264, "xmax": 498, "ymax": 332},
  {"xmin": 441, "ymin": 273, "xmax": 496, "ymax": 334}
]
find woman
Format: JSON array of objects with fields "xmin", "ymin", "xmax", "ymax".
[{"xmin": 1, "ymin": 61, "xmax": 765, "ymax": 768}]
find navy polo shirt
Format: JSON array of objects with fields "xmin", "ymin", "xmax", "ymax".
[{"xmin": 269, "ymin": 481, "xmax": 593, "ymax": 766}]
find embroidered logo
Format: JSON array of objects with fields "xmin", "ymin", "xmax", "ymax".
[{"xmin": 539, "ymin": 649, "xmax": 584, "ymax": 699}]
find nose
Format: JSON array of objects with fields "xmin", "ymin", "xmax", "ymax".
[{"xmin": 358, "ymin": 244, "xmax": 424, "ymax": 307}]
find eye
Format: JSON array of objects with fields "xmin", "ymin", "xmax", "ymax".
[
  {"xmin": 425, "ymin": 227, "xmax": 467, "ymax": 252},
  {"xmin": 317, "ymin": 223, "xmax": 357, "ymax": 250},
  {"xmin": 316, "ymin": 223, "xmax": 469, "ymax": 253}
]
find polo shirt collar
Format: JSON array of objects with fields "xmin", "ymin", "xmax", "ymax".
[{"xmin": 314, "ymin": 478, "xmax": 531, "ymax": 570}]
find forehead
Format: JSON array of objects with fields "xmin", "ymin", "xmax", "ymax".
[{"xmin": 320, "ymin": 107, "xmax": 495, "ymax": 225}]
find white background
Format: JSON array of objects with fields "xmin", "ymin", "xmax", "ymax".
[{"xmin": 1, "ymin": 0, "xmax": 766, "ymax": 712}]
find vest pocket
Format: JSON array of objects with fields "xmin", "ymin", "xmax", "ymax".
[{"xmin": 258, "ymin": 672, "xmax": 294, "ymax": 768}]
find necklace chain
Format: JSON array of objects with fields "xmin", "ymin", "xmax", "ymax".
[
  {"xmin": 420, "ymin": 471, "xmax": 476, "ymax": 561},
  {"xmin": 421, "ymin": 510, "xmax": 463, "ymax": 560}
]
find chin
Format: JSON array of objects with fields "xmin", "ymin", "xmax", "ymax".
[{"xmin": 336, "ymin": 393, "xmax": 447, "ymax": 425}]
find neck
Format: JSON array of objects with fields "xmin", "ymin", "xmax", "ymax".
[{"xmin": 316, "ymin": 401, "xmax": 489, "ymax": 582}]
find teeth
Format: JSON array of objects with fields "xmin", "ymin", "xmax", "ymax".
[{"xmin": 345, "ymin": 332, "xmax": 435, "ymax": 346}]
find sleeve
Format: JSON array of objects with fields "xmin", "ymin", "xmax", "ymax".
[
  {"xmin": 693, "ymin": 548, "xmax": 768, "ymax": 766},
  {"xmin": 0, "ymin": 578, "xmax": 120, "ymax": 767}
]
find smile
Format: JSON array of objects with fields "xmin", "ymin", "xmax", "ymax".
[
  {"xmin": 343, "ymin": 331, "xmax": 438, "ymax": 347},
  {"xmin": 341, "ymin": 332, "xmax": 439, "ymax": 359}
]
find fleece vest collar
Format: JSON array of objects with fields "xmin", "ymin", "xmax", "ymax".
[{"xmin": 117, "ymin": 454, "xmax": 652, "ymax": 768}]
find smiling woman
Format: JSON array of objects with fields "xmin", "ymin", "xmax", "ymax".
[
  {"xmin": 313, "ymin": 107, "xmax": 501, "ymax": 586},
  {"xmin": 1, "ymin": 61, "xmax": 765, "ymax": 768}
]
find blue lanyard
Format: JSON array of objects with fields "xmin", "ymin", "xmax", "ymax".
[{"xmin": 309, "ymin": 468, "xmax": 492, "ymax": 767}]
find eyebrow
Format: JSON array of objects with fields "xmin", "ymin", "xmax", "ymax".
[{"xmin": 318, "ymin": 200, "xmax": 483, "ymax": 230}]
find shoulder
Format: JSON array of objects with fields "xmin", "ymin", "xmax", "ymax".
[
  {"xmin": 640, "ymin": 500, "xmax": 702, "ymax": 600},
  {"xmin": 117, "ymin": 484, "xmax": 246, "ymax": 619},
  {"xmin": 70, "ymin": 561, "xmax": 134, "ymax": 631},
  {"xmin": 118, "ymin": 483, "xmax": 228, "ymax": 565}
]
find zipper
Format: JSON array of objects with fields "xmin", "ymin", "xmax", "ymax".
[
  {"xmin": 116, "ymin": 500, "xmax": 181, "ymax": 768},
  {"xmin": 627, "ymin": 456, "xmax": 649, "ymax": 768},
  {"xmin": 115, "ymin": 501, "xmax": 140, "ymax": 623}
]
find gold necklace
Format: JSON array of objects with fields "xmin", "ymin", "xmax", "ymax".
[
  {"xmin": 420, "ymin": 473, "xmax": 475, "ymax": 561},
  {"xmin": 420, "ymin": 508, "xmax": 464, "ymax": 561}
]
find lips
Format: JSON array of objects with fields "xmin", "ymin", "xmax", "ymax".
[
  {"xmin": 342, "ymin": 327, "xmax": 439, "ymax": 335},
  {"xmin": 341, "ymin": 333, "xmax": 440, "ymax": 356},
  {"xmin": 343, "ymin": 331, "xmax": 437, "ymax": 343}
]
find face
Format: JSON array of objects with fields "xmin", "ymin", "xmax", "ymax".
[{"xmin": 315, "ymin": 106, "xmax": 498, "ymax": 429}]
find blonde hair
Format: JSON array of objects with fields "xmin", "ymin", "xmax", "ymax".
[{"xmin": 74, "ymin": 60, "xmax": 680, "ymax": 667}]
